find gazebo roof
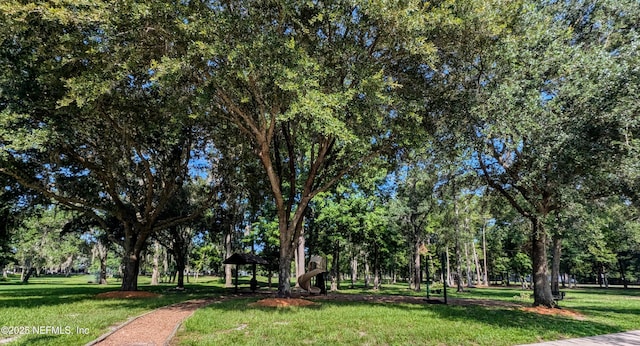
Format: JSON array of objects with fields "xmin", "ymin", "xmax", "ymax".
[{"xmin": 222, "ymin": 253, "xmax": 268, "ymax": 265}]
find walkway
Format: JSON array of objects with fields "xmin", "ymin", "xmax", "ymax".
[
  {"xmin": 518, "ymin": 330, "xmax": 640, "ymax": 346},
  {"xmin": 88, "ymin": 298, "xmax": 216, "ymax": 346}
]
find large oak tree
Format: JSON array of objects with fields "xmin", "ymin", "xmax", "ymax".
[
  {"xmin": 465, "ymin": 1, "xmax": 633, "ymax": 306},
  {"xmin": 0, "ymin": 0, "xmax": 216, "ymax": 290},
  {"xmin": 156, "ymin": 0, "xmax": 438, "ymax": 297}
]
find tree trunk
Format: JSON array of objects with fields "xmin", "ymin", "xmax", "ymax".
[
  {"xmin": 413, "ymin": 240, "xmax": 421, "ymax": 292},
  {"xmin": 97, "ymin": 241, "xmax": 108, "ymax": 285},
  {"xmin": 151, "ymin": 241, "xmax": 160, "ymax": 286},
  {"xmin": 455, "ymin": 241, "xmax": 464, "ymax": 292},
  {"xmin": 445, "ymin": 248, "xmax": 452, "ymax": 287},
  {"xmin": 277, "ymin": 242, "xmax": 294, "ymax": 297},
  {"xmin": 224, "ymin": 225, "xmax": 233, "ymax": 288},
  {"xmin": 121, "ymin": 251, "xmax": 140, "ymax": 291},
  {"xmin": 454, "ymin": 197, "xmax": 464, "ymax": 292},
  {"xmin": 408, "ymin": 251, "xmax": 414, "ymax": 289},
  {"xmin": 24, "ymin": 268, "xmax": 36, "ymax": 283},
  {"xmin": 472, "ymin": 242, "xmax": 482, "ymax": 286},
  {"xmin": 331, "ymin": 240, "xmax": 340, "ymax": 291},
  {"xmin": 163, "ymin": 251, "xmax": 169, "ymax": 283},
  {"xmin": 464, "ymin": 242, "xmax": 473, "ymax": 287},
  {"xmin": 373, "ymin": 244, "xmax": 380, "ymax": 290},
  {"xmin": 175, "ymin": 250, "xmax": 186, "ymax": 289},
  {"xmin": 99, "ymin": 258, "xmax": 108, "ymax": 285},
  {"xmin": 63, "ymin": 255, "xmax": 74, "ymax": 277},
  {"xmin": 373, "ymin": 257, "xmax": 380, "ymax": 290},
  {"xmin": 598, "ymin": 266, "xmax": 603, "ymax": 287},
  {"xmin": 350, "ymin": 254, "xmax": 358, "ymax": 289},
  {"xmin": 551, "ymin": 235, "xmax": 562, "ymax": 293},
  {"xmin": 120, "ymin": 224, "xmax": 150, "ymax": 291},
  {"xmin": 364, "ymin": 258, "xmax": 370, "ymax": 289},
  {"xmin": 295, "ymin": 228, "xmax": 305, "ymax": 287},
  {"xmin": 482, "ymin": 219, "xmax": 489, "ymax": 286},
  {"xmin": 619, "ymin": 258, "xmax": 628, "ymax": 289},
  {"xmin": 277, "ymin": 210, "xmax": 309, "ymax": 297},
  {"xmin": 531, "ymin": 218, "xmax": 555, "ymax": 307},
  {"xmin": 21, "ymin": 260, "xmax": 33, "ymax": 283}
]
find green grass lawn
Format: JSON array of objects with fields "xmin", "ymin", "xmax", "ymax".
[
  {"xmin": 2, "ymin": 275, "xmax": 640, "ymax": 346},
  {"xmin": 0, "ymin": 274, "xmax": 223, "ymax": 346},
  {"xmin": 175, "ymin": 285, "xmax": 640, "ymax": 346}
]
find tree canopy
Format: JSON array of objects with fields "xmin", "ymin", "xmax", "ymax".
[{"xmin": 1, "ymin": 0, "xmax": 638, "ymax": 301}]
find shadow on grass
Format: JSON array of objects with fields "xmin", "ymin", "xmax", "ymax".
[
  {"xmin": 0, "ymin": 283, "xmax": 226, "ymax": 309},
  {"xmin": 16, "ymin": 334, "xmax": 58, "ymax": 345},
  {"xmin": 453, "ymin": 287, "xmax": 530, "ymax": 299},
  {"xmin": 573, "ymin": 304, "xmax": 640, "ymax": 317},
  {"xmin": 195, "ymin": 295, "xmax": 624, "ymax": 339},
  {"xmin": 572, "ymin": 287, "xmax": 640, "ymax": 297},
  {"xmin": 424, "ymin": 303, "xmax": 621, "ymax": 337}
]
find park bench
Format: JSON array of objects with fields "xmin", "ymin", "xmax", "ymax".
[{"xmin": 552, "ymin": 291, "xmax": 565, "ymax": 301}]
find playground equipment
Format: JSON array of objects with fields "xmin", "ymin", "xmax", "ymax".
[{"xmin": 297, "ymin": 255, "xmax": 327, "ymax": 294}]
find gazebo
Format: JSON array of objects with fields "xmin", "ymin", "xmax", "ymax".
[{"xmin": 222, "ymin": 253, "xmax": 268, "ymax": 292}]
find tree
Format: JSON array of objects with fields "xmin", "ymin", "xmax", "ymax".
[
  {"xmin": 0, "ymin": 176, "xmax": 41, "ymax": 276},
  {"xmin": 511, "ymin": 252, "xmax": 532, "ymax": 289},
  {"xmin": 485, "ymin": 195, "xmax": 531, "ymax": 286},
  {"xmin": 153, "ymin": 181, "xmax": 216, "ymax": 290},
  {"xmin": 388, "ymin": 149, "xmax": 439, "ymax": 291},
  {"xmin": 164, "ymin": 1, "xmax": 436, "ymax": 297},
  {"xmin": 363, "ymin": 203, "xmax": 391, "ymax": 290},
  {"xmin": 437, "ymin": 1, "xmax": 634, "ymax": 307},
  {"xmin": 90, "ymin": 233, "xmax": 111, "ymax": 285},
  {"xmin": 313, "ymin": 190, "xmax": 353, "ymax": 291},
  {"xmin": 0, "ymin": 1, "xmax": 216, "ymax": 290},
  {"xmin": 190, "ymin": 242, "xmax": 219, "ymax": 282},
  {"xmin": 14, "ymin": 214, "xmax": 49, "ymax": 283},
  {"xmin": 13, "ymin": 207, "xmax": 83, "ymax": 282},
  {"xmin": 564, "ymin": 197, "xmax": 640, "ymax": 287},
  {"xmin": 253, "ymin": 206, "xmax": 281, "ymax": 289}
]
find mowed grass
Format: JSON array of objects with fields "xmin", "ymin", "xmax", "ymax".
[
  {"xmin": 176, "ymin": 298, "xmax": 536, "ymax": 346},
  {"xmin": 2, "ymin": 275, "xmax": 640, "ymax": 346},
  {"xmin": 0, "ymin": 274, "xmax": 223, "ymax": 346},
  {"xmin": 175, "ymin": 285, "xmax": 640, "ymax": 346}
]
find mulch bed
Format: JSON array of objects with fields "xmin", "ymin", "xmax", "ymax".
[
  {"xmin": 521, "ymin": 306, "xmax": 585, "ymax": 319},
  {"xmin": 251, "ymin": 293, "xmax": 586, "ymax": 320},
  {"xmin": 95, "ymin": 291, "xmax": 161, "ymax": 299},
  {"xmin": 250, "ymin": 298, "xmax": 317, "ymax": 307}
]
